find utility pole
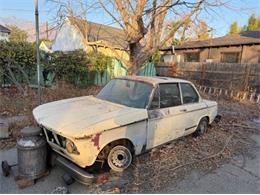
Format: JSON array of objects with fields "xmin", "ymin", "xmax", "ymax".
[
  {"xmin": 46, "ymin": 21, "xmax": 49, "ymax": 40},
  {"xmin": 35, "ymin": 0, "xmax": 41, "ymax": 104}
]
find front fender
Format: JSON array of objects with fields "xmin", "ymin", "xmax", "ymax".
[{"xmin": 72, "ymin": 120, "xmax": 147, "ymax": 167}]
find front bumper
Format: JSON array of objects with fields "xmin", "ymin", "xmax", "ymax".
[{"xmin": 51, "ymin": 152, "xmax": 94, "ymax": 185}]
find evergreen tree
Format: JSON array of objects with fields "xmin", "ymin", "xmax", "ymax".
[{"xmin": 247, "ymin": 14, "xmax": 260, "ymax": 30}]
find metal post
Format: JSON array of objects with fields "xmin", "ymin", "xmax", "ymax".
[{"xmin": 35, "ymin": 0, "xmax": 41, "ymax": 104}]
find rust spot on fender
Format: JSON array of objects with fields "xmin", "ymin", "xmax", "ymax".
[
  {"xmin": 74, "ymin": 135, "xmax": 92, "ymax": 140},
  {"xmin": 91, "ymin": 133, "xmax": 101, "ymax": 150}
]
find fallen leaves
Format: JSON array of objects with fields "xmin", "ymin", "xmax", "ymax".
[{"xmin": 112, "ymin": 101, "xmax": 259, "ymax": 193}]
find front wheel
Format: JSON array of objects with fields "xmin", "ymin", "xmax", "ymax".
[
  {"xmin": 107, "ymin": 145, "xmax": 132, "ymax": 172},
  {"xmin": 194, "ymin": 118, "xmax": 208, "ymax": 137}
]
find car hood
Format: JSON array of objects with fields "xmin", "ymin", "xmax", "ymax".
[{"xmin": 33, "ymin": 96, "xmax": 148, "ymax": 138}]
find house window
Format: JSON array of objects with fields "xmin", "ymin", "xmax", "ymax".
[
  {"xmin": 221, "ymin": 52, "xmax": 240, "ymax": 63},
  {"xmin": 184, "ymin": 52, "xmax": 200, "ymax": 62}
]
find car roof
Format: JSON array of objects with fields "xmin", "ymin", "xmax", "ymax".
[{"xmin": 116, "ymin": 76, "xmax": 191, "ymax": 86}]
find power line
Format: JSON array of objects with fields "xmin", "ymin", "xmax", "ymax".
[{"xmin": 0, "ymin": 8, "xmax": 49, "ymax": 12}]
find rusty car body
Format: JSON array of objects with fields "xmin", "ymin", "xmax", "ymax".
[{"xmin": 33, "ymin": 76, "xmax": 218, "ymax": 173}]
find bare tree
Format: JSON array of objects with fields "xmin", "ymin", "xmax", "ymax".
[{"xmin": 49, "ymin": 0, "xmax": 232, "ymax": 75}]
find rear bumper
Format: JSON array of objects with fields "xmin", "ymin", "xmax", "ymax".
[{"xmin": 51, "ymin": 152, "xmax": 94, "ymax": 185}]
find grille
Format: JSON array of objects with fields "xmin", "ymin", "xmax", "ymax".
[{"xmin": 43, "ymin": 128, "xmax": 66, "ymax": 148}]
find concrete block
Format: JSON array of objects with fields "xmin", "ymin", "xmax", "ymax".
[
  {"xmin": 230, "ymin": 91, "xmax": 234, "ymax": 97},
  {"xmin": 225, "ymin": 90, "xmax": 228, "ymax": 96},
  {"xmin": 257, "ymin": 94, "xmax": 260, "ymax": 103},
  {"xmin": 0, "ymin": 122, "xmax": 9, "ymax": 138},
  {"xmin": 249, "ymin": 93, "xmax": 255, "ymax": 102},
  {"xmin": 242, "ymin": 92, "xmax": 247, "ymax": 100},
  {"xmin": 219, "ymin": 89, "xmax": 222, "ymax": 96}
]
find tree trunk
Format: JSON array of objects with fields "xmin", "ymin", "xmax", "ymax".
[
  {"xmin": 128, "ymin": 42, "xmax": 154, "ymax": 75},
  {"xmin": 128, "ymin": 43, "xmax": 139, "ymax": 75}
]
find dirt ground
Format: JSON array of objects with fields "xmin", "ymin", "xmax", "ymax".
[{"xmin": 0, "ymin": 87, "xmax": 259, "ymax": 193}]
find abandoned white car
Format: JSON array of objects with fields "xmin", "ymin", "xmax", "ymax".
[{"xmin": 33, "ymin": 76, "xmax": 219, "ymax": 173}]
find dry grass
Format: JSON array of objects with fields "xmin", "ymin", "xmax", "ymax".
[{"xmin": 0, "ymin": 83, "xmax": 102, "ymax": 117}]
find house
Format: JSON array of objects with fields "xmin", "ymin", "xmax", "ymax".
[
  {"xmin": 52, "ymin": 17, "xmax": 129, "ymax": 61},
  {"xmin": 161, "ymin": 28, "xmax": 260, "ymax": 64},
  {"xmin": 0, "ymin": 24, "xmax": 11, "ymax": 41},
  {"xmin": 51, "ymin": 17, "xmax": 156, "ymax": 85},
  {"xmin": 40, "ymin": 40, "xmax": 52, "ymax": 53}
]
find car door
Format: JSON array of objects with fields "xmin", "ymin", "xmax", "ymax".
[
  {"xmin": 179, "ymin": 82, "xmax": 208, "ymax": 136},
  {"xmin": 146, "ymin": 83, "xmax": 188, "ymax": 149}
]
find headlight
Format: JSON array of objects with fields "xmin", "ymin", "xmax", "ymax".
[{"xmin": 65, "ymin": 139, "xmax": 78, "ymax": 154}]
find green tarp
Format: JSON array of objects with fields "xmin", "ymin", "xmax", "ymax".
[{"xmin": 93, "ymin": 59, "xmax": 156, "ymax": 86}]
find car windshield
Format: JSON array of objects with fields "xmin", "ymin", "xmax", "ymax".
[{"xmin": 96, "ymin": 79, "xmax": 153, "ymax": 108}]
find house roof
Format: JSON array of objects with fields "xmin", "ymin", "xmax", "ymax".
[
  {"xmin": 40, "ymin": 40, "xmax": 52, "ymax": 50},
  {"xmin": 162, "ymin": 28, "xmax": 260, "ymax": 51},
  {"xmin": 0, "ymin": 24, "xmax": 11, "ymax": 34},
  {"xmin": 67, "ymin": 17, "xmax": 128, "ymax": 50}
]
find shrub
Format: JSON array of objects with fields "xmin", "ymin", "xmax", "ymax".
[
  {"xmin": 0, "ymin": 41, "xmax": 36, "ymax": 85},
  {"xmin": 44, "ymin": 50, "xmax": 113, "ymax": 86}
]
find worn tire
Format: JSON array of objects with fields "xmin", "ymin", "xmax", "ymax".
[
  {"xmin": 107, "ymin": 145, "xmax": 132, "ymax": 172},
  {"xmin": 193, "ymin": 117, "xmax": 208, "ymax": 137}
]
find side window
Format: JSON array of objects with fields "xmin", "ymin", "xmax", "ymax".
[
  {"xmin": 150, "ymin": 86, "xmax": 160, "ymax": 109},
  {"xmin": 180, "ymin": 83, "xmax": 199, "ymax": 104},
  {"xmin": 159, "ymin": 83, "xmax": 181, "ymax": 108}
]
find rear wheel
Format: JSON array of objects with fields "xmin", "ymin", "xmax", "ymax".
[
  {"xmin": 194, "ymin": 117, "xmax": 208, "ymax": 137},
  {"xmin": 107, "ymin": 145, "xmax": 132, "ymax": 172}
]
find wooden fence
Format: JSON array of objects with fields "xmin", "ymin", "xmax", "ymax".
[
  {"xmin": 196, "ymin": 84, "xmax": 260, "ymax": 103},
  {"xmin": 156, "ymin": 62, "xmax": 260, "ymax": 93}
]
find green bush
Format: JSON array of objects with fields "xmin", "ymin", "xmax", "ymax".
[
  {"xmin": 45, "ymin": 50, "xmax": 89, "ymax": 85},
  {"xmin": 0, "ymin": 41, "xmax": 36, "ymax": 84},
  {"xmin": 44, "ymin": 50, "xmax": 113, "ymax": 86},
  {"xmin": 0, "ymin": 41, "xmax": 113, "ymax": 87}
]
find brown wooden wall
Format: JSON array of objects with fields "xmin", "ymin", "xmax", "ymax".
[
  {"xmin": 155, "ymin": 62, "xmax": 260, "ymax": 93},
  {"xmin": 174, "ymin": 44, "xmax": 260, "ymax": 64}
]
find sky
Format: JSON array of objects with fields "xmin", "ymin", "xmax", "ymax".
[{"xmin": 0, "ymin": 0, "xmax": 260, "ymax": 37}]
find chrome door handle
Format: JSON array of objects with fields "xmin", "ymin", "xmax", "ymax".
[{"xmin": 180, "ymin": 109, "xmax": 187, "ymax": 112}]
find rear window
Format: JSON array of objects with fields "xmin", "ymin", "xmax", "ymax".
[{"xmin": 180, "ymin": 83, "xmax": 199, "ymax": 104}]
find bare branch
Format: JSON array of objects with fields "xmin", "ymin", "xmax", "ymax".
[
  {"xmin": 98, "ymin": 0, "xmax": 126, "ymax": 31},
  {"xmin": 161, "ymin": 0, "xmax": 206, "ymax": 47},
  {"xmin": 115, "ymin": 0, "xmax": 130, "ymax": 28}
]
